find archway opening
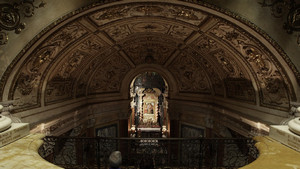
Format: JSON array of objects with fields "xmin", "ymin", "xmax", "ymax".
[{"xmin": 129, "ymin": 72, "xmax": 169, "ymax": 138}]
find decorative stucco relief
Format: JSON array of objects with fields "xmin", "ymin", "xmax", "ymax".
[
  {"xmin": 120, "ymin": 34, "xmax": 179, "ymax": 47},
  {"xmin": 45, "ymin": 50, "xmax": 86, "ymax": 104},
  {"xmin": 223, "ymin": 77, "xmax": 255, "ymax": 103},
  {"xmin": 88, "ymin": 53, "xmax": 131, "ymax": 94},
  {"xmin": 191, "ymin": 33, "xmax": 219, "ymax": 53},
  {"xmin": 79, "ymin": 37, "xmax": 106, "ymax": 55},
  {"xmin": 189, "ymin": 34, "xmax": 255, "ymax": 101},
  {"xmin": 74, "ymin": 37, "xmax": 113, "ymax": 97},
  {"xmin": 212, "ymin": 50, "xmax": 243, "ymax": 78},
  {"xmin": 75, "ymin": 60, "xmax": 99, "ymax": 97},
  {"xmin": 45, "ymin": 36, "xmax": 108, "ymax": 103},
  {"xmin": 45, "ymin": 78, "xmax": 73, "ymax": 104},
  {"xmin": 123, "ymin": 39, "xmax": 176, "ymax": 65},
  {"xmin": 191, "ymin": 34, "xmax": 249, "ymax": 79},
  {"xmin": 89, "ymin": 4, "xmax": 207, "ymax": 27},
  {"xmin": 104, "ymin": 24, "xmax": 131, "ymax": 41},
  {"xmin": 130, "ymin": 22, "xmax": 170, "ymax": 34},
  {"xmin": 213, "ymin": 50, "xmax": 255, "ymax": 102},
  {"xmin": 187, "ymin": 49, "xmax": 224, "ymax": 96},
  {"xmin": 10, "ymin": 22, "xmax": 88, "ymax": 111},
  {"xmin": 209, "ymin": 22, "xmax": 291, "ymax": 109},
  {"xmin": 169, "ymin": 25, "xmax": 194, "ymax": 40},
  {"xmin": 58, "ymin": 51, "xmax": 86, "ymax": 79},
  {"xmin": 104, "ymin": 19, "xmax": 194, "ymax": 42},
  {"xmin": 168, "ymin": 51, "xmax": 211, "ymax": 94}
]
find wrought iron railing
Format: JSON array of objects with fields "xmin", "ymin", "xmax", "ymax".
[{"xmin": 39, "ymin": 136, "xmax": 258, "ymax": 169}]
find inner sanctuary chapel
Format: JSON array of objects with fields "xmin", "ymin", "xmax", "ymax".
[{"xmin": 0, "ymin": 0, "xmax": 300, "ymax": 168}]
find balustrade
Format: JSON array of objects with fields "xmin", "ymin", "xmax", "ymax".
[{"xmin": 39, "ymin": 136, "xmax": 258, "ymax": 169}]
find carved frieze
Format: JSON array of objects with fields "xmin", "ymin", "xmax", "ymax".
[
  {"xmin": 213, "ymin": 50, "xmax": 240, "ymax": 78},
  {"xmin": 241, "ymin": 42, "xmax": 290, "ymax": 108},
  {"xmin": 120, "ymin": 34, "xmax": 179, "ymax": 47},
  {"xmin": 187, "ymin": 49, "xmax": 224, "ymax": 96},
  {"xmin": 190, "ymin": 34, "xmax": 255, "ymax": 101},
  {"xmin": 76, "ymin": 61, "xmax": 98, "ymax": 97},
  {"xmin": 75, "ymin": 45, "xmax": 114, "ymax": 97},
  {"xmin": 104, "ymin": 19, "xmax": 194, "ymax": 42},
  {"xmin": 105, "ymin": 24, "xmax": 131, "ymax": 41},
  {"xmin": 169, "ymin": 25, "xmax": 194, "ymax": 40},
  {"xmin": 209, "ymin": 22, "xmax": 291, "ymax": 109},
  {"xmin": 123, "ymin": 41, "xmax": 176, "ymax": 65},
  {"xmin": 191, "ymin": 34, "xmax": 219, "ymax": 53},
  {"xmin": 130, "ymin": 22, "xmax": 170, "ymax": 34},
  {"xmin": 191, "ymin": 34, "xmax": 247, "ymax": 78},
  {"xmin": 213, "ymin": 50, "xmax": 255, "ymax": 102},
  {"xmin": 57, "ymin": 51, "xmax": 86, "ymax": 79},
  {"xmin": 88, "ymin": 53, "xmax": 131, "ymax": 94},
  {"xmin": 45, "ymin": 50, "xmax": 86, "ymax": 104},
  {"xmin": 10, "ymin": 21, "xmax": 88, "ymax": 111},
  {"xmin": 79, "ymin": 37, "xmax": 106, "ymax": 55},
  {"xmin": 89, "ymin": 3, "xmax": 207, "ymax": 27},
  {"xmin": 45, "ymin": 36, "xmax": 110, "ymax": 103},
  {"xmin": 45, "ymin": 77, "xmax": 73, "ymax": 103},
  {"xmin": 168, "ymin": 52, "xmax": 211, "ymax": 93}
]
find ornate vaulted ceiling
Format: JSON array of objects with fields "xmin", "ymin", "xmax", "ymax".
[{"xmin": 0, "ymin": 0, "xmax": 299, "ymax": 115}]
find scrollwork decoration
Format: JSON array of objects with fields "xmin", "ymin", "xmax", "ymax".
[
  {"xmin": 285, "ymin": 4, "xmax": 300, "ymax": 33},
  {"xmin": 0, "ymin": 0, "xmax": 46, "ymax": 45},
  {"xmin": 259, "ymin": 0, "xmax": 300, "ymax": 45},
  {"xmin": 0, "ymin": 4, "xmax": 22, "ymax": 32}
]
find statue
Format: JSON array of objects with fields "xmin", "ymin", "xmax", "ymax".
[
  {"xmin": 130, "ymin": 125, "xmax": 136, "ymax": 138},
  {"xmin": 288, "ymin": 106, "xmax": 300, "ymax": 136},
  {"xmin": 0, "ymin": 104, "xmax": 12, "ymax": 132},
  {"xmin": 162, "ymin": 125, "xmax": 168, "ymax": 138}
]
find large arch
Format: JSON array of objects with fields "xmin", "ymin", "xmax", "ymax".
[{"xmin": 0, "ymin": 0, "xmax": 299, "ymax": 135}]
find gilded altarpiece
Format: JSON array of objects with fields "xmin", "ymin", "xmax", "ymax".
[{"xmin": 140, "ymin": 89, "xmax": 159, "ymax": 126}]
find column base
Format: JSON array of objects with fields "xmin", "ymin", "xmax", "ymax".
[
  {"xmin": 269, "ymin": 125, "xmax": 300, "ymax": 152},
  {"xmin": 0, "ymin": 123, "xmax": 30, "ymax": 147}
]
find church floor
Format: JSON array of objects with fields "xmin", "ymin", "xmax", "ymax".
[
  {"xmin": 0, "ymin": 134, "xmax": 62, "ymax": 169},
  {"xmin": 240, "ymin": 136, "xmax": 300, "ymax": 169}
]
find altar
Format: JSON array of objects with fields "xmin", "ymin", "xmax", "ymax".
[
  {"xmin": 137, "ymin": 127, "xmax": 161, "ymax": 138},
  {"xmin": 129, "ymin": 72, "xmax": 169, "ymax": 139},
  {"xmin": 137, "ymin": 128, "xmax": 161, "ymax": 132}
]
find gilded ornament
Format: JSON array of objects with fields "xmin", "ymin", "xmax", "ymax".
[
  {"xmin": 169, "ymin": 7, "xmax": 198, "ymax": 20},
  {"xmin": 133, "ymin": 6, "xmax": 164, "ymax": 15},
  {"xmin": 95, "ymin": 6, "xmax": 130, "ymax": 20}
]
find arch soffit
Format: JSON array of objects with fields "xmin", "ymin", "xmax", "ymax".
[{"xmin": 0, "ymin": 0, "xmax": 298, "ymax": 112}]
